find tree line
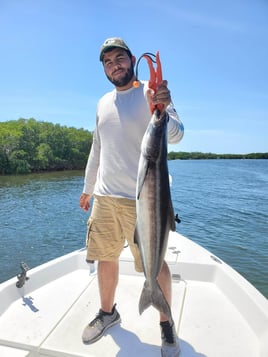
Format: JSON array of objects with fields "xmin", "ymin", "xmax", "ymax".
[
  {"xmin": 168, "ymin": 151, "xmax": 268, "ymax": 160},
  {"xmin": 1, "ymin": 118, "xmax": 267, "ymax": 175},
  {"xmin": 0, "ymin": 118, "xmax": 93, "ymax": 175}
]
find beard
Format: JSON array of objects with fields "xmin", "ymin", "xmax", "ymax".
[{"xmin": 106, "ymin": 64, "xmax": 134, "ymax": 88}]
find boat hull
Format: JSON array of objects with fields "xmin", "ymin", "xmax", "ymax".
[{"xmin": 0, "ymin": 232, "xmax": 267, "ymax": 357}]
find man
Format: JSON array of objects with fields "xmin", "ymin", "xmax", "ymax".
[{"xmin": 80, "ymin": 37, "xmax": 184, "ymax": 356}]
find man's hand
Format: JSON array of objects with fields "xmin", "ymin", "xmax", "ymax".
[
  {"xmin": 79, "ymin": 193, "xmax": 91, "ymax": 211},
  {"xmin": 149, "ymin": 80, "xmax": 171, "ymax": 111}
]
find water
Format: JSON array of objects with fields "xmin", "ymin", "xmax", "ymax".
[
  {"xmin": 0, "ymin": 171, "xmax": 88, "ymax": 283},
  {"xmin": 0, "ymin": 160, "xmax": 267, "ymax": 298},
  {"xmin": 169, "ymin": 159, "xmax": 268, "ymax": 298}
]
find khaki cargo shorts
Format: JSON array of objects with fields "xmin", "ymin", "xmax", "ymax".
[{"xmin": 86, "ymin": 195, "xmax": 143, "ymax": 272}]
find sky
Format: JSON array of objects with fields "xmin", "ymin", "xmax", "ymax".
[{"xmin": 0, "ymin": 0, "xmax": 267, "ymax": 154}]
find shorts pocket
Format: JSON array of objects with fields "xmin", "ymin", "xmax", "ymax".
[{"xmin": 85, "ymin": 217, "xmax": 94, "ymax": 247}]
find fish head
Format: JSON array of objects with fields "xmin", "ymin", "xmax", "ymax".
[{"xmin": 141, "ymin": 109, "xmax": 168, "ymax": 162}]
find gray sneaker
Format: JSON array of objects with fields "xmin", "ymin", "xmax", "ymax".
[
  {"xmin": 82, "ymin": 304, "xmax": 121, "ymax": 344},
  {"xmin": 160, "ymin": 321, "xmax": 180, "ymax": 357}
]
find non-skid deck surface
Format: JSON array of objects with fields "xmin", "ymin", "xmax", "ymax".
[
  {"xmin": 39, "ymin": 274, "xmax": 184, "ymax": 356},
  {"xmin": 0, "ymin": 267, "xmax": 259, "ymax": 357}
]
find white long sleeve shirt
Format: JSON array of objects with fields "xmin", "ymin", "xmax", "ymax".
[{"xmin": 83, "ymin": 81, "xmax": 184, "ymax": 200}]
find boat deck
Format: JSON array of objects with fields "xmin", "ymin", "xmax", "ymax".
[{"xmin": 0, "ymin": 232, "xmax": 267, "ymax": 357}]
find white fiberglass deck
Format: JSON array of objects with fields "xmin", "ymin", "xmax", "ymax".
[{"xmin": 0, "ymin": 232, "xmax": 267, "ymax": 357}]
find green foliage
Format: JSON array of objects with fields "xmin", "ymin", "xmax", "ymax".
[
  {"xmin": 0, "ymin": 118, "xmax": 93, "ymax": 175},
  {"xmin": 168, "ymin": 151, "xmax": 268, "ymax": 160},
  {"xmin": 1, "ymin": 118, "xmax": 266, "ymax": 175}
]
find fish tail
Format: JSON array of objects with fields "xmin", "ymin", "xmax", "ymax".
[{"xmin": 139, "ymin": 281, "xmax": 172, "ymax": 321}]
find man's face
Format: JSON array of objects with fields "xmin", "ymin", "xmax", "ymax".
[{"xmin": 102, "ymin": 48, "xmax": 135, "ymax": 89}]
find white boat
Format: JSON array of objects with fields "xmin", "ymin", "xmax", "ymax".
[{"xmin": 0, "ymin": 231, "xmax": 267, "ymax": 357}]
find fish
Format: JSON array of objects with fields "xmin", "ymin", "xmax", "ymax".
[{"xmin": 134, "ymin": 108, "xmax": 176, "ymax": 322}]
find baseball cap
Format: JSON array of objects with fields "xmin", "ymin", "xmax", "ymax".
[{"xmin": 99, "ymin": 37, "xmax": 132, "ymax": 61}]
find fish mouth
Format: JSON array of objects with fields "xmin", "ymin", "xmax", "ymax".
[{"xmin": 152, "ymin": 109, "xmax": 168, "ymax": 124}]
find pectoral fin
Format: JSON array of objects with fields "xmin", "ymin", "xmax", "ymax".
[{"xmin": 168, "ymin": 199, "xmax": 176, "ymax": 232}]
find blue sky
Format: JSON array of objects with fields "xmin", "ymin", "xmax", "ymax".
[{"xmin": 0, "ymin": 0, "xmax": 267, "ymax": 154}]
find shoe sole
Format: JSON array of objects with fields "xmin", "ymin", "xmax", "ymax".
[{"xmin": 161, "ymin": 343, "xmax": 181, "ymax": 356}]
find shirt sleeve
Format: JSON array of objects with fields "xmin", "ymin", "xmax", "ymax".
[
  {"xmin": 82, "ymin": 116, "xmax": 100, "ymax": 195},
  {"xmin": 166, "ymin": 103, "xmax": 184, "ymax": 144}
]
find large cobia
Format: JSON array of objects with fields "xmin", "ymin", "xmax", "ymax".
[{"xmin": 134, "ymin": 108, "xmax": 176, "ymax": 322}]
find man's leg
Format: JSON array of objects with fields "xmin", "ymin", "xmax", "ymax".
[
  {"xmin": 158, "ymin": 261, "xmax": 181, "ymax": 356},
  {"xmin": 157, "ymin": 261, "xmax": 172, "ymax": 322},
  {"xmin": 82, "ymin": 196, "xmax": 127, "ymax": 344},
  {"xmin": 82, "ymin": 260, "xmax": 121, "ymax": 344},
  {"xmin": 98, "ymin": 260, "xmax": 119, "ymax": 312}
]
